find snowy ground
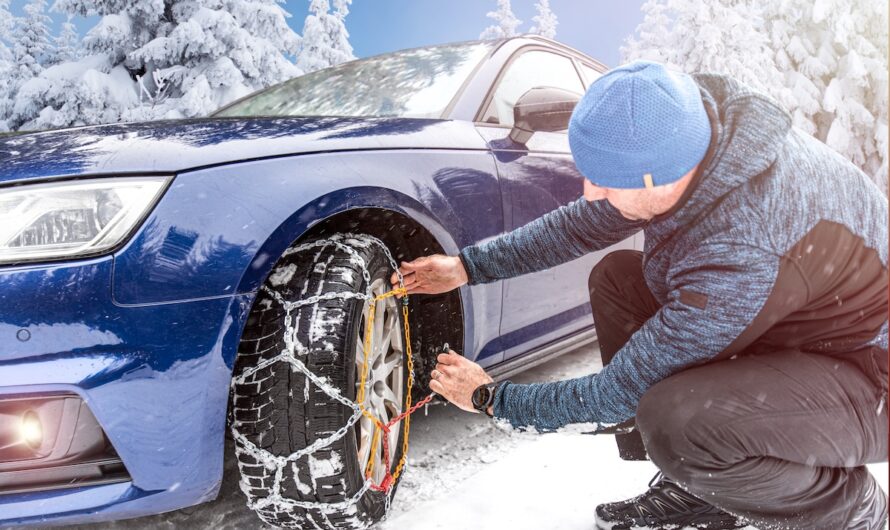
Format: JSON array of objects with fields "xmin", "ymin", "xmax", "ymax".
[{"xmin": 52, "ymin": 343, "xmax": 888, "ymax": 530}]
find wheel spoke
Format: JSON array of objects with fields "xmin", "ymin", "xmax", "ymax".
[
  {"xmin": 357, "ymin": 415, "xmax": 373, "ymax": 471},
  {"xmin": 379, "ymin": 351, "xmax": 402, "ymax": 379},
  {"xmin": 373, "ymin": 300, "xmax": 385, "ymax": 342},
  {"xmin": 382, "ymin": 308, "xmax": 395, "ymax": 336},
  {"xmin": 390, "ymin": 319, "xmax": 404, "ymax": 352},
  {"xmin": 372, "ymin": 393, "xmax": 390, "ymax": 423},
  {"xmin": 378, "ymin": 324, "xmax": 393, "ymax": 355},
  {"xmin": 380, "ymin": 385, "xmax": 400, "ymax": 412}
]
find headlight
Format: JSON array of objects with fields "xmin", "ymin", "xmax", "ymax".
[{"xmin": 0, "ymin": 177, "xmax": 170, "ymax": 265}]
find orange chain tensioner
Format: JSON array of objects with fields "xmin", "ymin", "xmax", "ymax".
[{"xmin": 355, "ymin": 287, "xmax": 435, "ymax": 492}]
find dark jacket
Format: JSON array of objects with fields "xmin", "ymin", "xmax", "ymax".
[{"xmin": 460, "ymin": 73, "xmax": 889, "ymax": 431}]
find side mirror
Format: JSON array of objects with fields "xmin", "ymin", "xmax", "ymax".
[{"xmin": 509, "ymin": 86, "xmax": 581, "ymax": 145}]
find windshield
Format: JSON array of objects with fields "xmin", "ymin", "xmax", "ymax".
[{"xmin": 212, "ymin": 42, "xmax": 494, "ymax": 119}]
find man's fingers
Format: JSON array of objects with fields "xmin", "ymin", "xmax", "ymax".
[
  {"xmin": 436, "ymin": 363, "xmax": 457, "ymax": 376},
  {"xmin": 437, "ymin": 352, "xmax": 456, "ymax": 364},
  {"xmin": 400, "ymin": 259, "xmax": 426, "ymax": 272},
  {"xmin": 406, "ymin": 283, "xmax": 430, "ymax": 295},
  {"xmin": 392, "ymin": 270, "xmax": 416, "ymax": 285},
  {"xmin": 429, "ymin": 379, "xmax": 447, "ymax": 395},
  {"xmin": 438, "ymin": 350, "xmax": 464, "ymax": 364}
]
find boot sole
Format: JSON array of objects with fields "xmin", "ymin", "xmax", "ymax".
[{"xmin": 594, "ymin": 513, "xmax": 747, "ymax": 530}]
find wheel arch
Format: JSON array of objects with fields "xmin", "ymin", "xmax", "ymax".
[{"xmin": 232, "ymin": 185, "xmax": 467, "ymax": 397}]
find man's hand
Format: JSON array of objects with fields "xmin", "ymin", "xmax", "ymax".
[
  {"xmin": 390, "ymin": 254, "xmax": 468, "ymax": 296},
  {"xmin": 428, "ymin": 349, "xmax": 494, "ymax": 414}
]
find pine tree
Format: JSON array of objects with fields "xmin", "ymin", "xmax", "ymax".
[
  {"xmin": 530, "ymin": 0, "xmax": 557, "ymax": 39},
  {"xmin": 480, "ymin": 0, "xmax": 522, "ymax": 40},
  {"xmin": 297, "ymin": 0, "xmax": 355, "ymax": 74},
  {"xmin": 619, "ymin": 0, "xmax": 673, "ymax": 65},
  {"xmin": 763, "ymin": 0, "xmax": 888, "ymax": 193},
  {"xmin": 0, "ymin": 0, "xmax": 12, "ymax": 63},
  {"xmin": 622, "ymin": 0, "xmax": 888, "ymax": 194},
  {"xmin": 44, "ymin": 17, "xmax": 80, "ymax": 66},
  {"xmin": 0, "ymin": 0, "xmax": 14, "ymax": 130},
  {"xmin": 11, "ymin": 0, "xmax": 304, "ymax": 129},
  {"xmin": 622, "ymin": 0, "xmax": 789, "ymax": 103},
  {"xmin": 12, "ymin": 0, "xmax": 52, "ymax": 82},
  {"xmin": 126, "ymin": 0, "xmax": 304, "ymax": 119}
]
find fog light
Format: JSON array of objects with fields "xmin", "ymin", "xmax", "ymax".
[{"xmin": 20, "ymin": 412, "xmax": 42, "ymax": 449}]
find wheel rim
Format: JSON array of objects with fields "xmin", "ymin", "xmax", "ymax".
[{"xmin": 355, "ymin": 277, "xmax": 405, "ymax": 484}]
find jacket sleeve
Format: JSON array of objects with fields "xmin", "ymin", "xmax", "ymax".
[
  {"xmin": 492, "ymin": 243, "xmax": 784, "ymax": 431},
  {"xmin": 459, "ymin": 197, "xmax": 645, "ymax": 285}
]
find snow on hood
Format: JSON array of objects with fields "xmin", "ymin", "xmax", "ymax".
[{"xmin": 0, "ymin": 116, "xmax": 485, "ymax": 184}]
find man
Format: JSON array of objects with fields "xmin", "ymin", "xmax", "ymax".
[{"xmin": 391, "ymin": 60, "xmax": 888, "ymax": 530}]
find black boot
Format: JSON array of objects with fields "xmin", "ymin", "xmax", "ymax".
[{"xmin": 595, "ymin": 472, "xmax": 745, "ymax": 530}]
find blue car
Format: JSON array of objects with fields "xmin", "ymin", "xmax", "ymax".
[{"xmin": 0, "ymin": 36, "xmax": 640, "ymax": 528}]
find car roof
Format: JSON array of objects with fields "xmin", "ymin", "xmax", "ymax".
[
  {"xmin": 333, "ymin": 35, "xmax": 607, "ymax": 73},
  {"xmin": 492, "ymin": 35, "xmax": 609, "ymax": 71}
]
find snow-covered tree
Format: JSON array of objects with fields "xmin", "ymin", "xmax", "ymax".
[
  {"xmin": 11, "ymin": 0, "xmax": 304, "ymax": 129},
  {"xmin": 530, "ymin": 0, "xmax": 557, "ymax": 39},
  {"xmin": 45, "ymin": 16, "xmax": 80, "ymax": 66},
  {"xmin": 619, "ymin": 0, "xmax": 673, "ymax": 66},
  {"xmin": 126, "ymin": 0, "xmax": 304, "ymax": 119},
  {"xmin": 765, "ymin": 0, "xmax": 888, "ymax": 194},
  {"xmin": 12, "ymin": 0, "xmax": 52, "ymax": 82},
  {"xmin": 622, "ymin": 0, "xmax": 789, "ymax": 101},
  {"xmin": 0, "ymin": 0, "xmax": 14, "ymax": 130},
  {"xmin": 297, "ymin": 0, "xmax": 354, "ymax": 73},
  {"xmin": 622, "ymin": 0, "xmax": 888, "ymax": 194},
  {"xmin": 0, "ymin": 0, "xmax": 12, "ymax": 64},
  {"xmin": 480, "ymin": 0, "xmax": 521, "ymax": 40},
  {"xmin": 11, "ymin": 54, "xmax": 140, "ymax": 130}
]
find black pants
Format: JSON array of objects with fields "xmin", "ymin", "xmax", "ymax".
[{"xmin": 588, "ymin": 250, "xmax": 888, "ymax": 530}]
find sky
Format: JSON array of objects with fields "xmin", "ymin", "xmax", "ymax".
[{"xmin": 7, "ymin": 0, "xmax": 646, "ymax": 68}]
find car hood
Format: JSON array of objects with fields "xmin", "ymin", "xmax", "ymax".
[{"xmin": 0, "ymin": 116, "xmax": 488, "ymax": 184}]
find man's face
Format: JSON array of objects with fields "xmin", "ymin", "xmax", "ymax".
[
  {"xmin": 582, "ymin": 164, "xmax": 699, "ymax": 221},
  {"xmin": 583, "ymin": 180, "xmax": 658, "ymax": 220}
]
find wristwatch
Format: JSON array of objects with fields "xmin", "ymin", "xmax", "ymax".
[{"xmin": 471, "ymin": 382, "xmax": 499, "ymax": 417}]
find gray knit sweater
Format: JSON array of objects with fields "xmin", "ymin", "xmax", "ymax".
[{"xmin": 460, "ymin": 73, "xmax": 889, "ymax": 432}]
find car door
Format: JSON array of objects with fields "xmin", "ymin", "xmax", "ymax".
[{"xmin": 475, "ymin": 49, "xmax": 638, "ymax": 361}]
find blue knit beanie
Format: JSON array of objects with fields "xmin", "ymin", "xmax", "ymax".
[{"xmin": 568, "ymin": 60, "xmax": 711, "ymax": 189}]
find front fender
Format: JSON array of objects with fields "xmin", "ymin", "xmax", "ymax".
[
  {"xmin": 112, "ymin": 149, "xmax": 502, "ymax": 304},
  {"xmin": 111, "ymin": 149, "xmax": 506, "ymax": 365}
]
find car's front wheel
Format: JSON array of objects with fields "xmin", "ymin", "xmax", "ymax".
[{"xmin": 231, "ymin": 233, "xmax": 410, "ymax": 529}]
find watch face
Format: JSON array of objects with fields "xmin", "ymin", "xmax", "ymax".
[{"xmin": 472, "ymin": 386, "xmax": 491, "ymax": 409}]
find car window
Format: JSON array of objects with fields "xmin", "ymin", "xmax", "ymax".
[
  {"xmin": 480, "ymin": 50, "xmax": 585, "ymax": 127},
  {"xmin": 212, "ymin": 42, "xmax": 493, "ymax": 119},
  {"xmin": 579, "ymin": 63, "xmax": 603, "ymax": 87}
]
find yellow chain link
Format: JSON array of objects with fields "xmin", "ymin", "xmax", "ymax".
[
  {"xmin": 365, "ymin": 426, "xmax": 381, "ymax": 477},
  {"xmin": 355, "ymin": 287, "xmax": 412, "ymax": 484},
  {"xmin": 392, "ymin": 302, "xmax": 413, "ymax": 480}
]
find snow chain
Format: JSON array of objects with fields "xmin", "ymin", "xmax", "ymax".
[{"xmin": 230, "ymin": 233, "xmax": 434, "ymax": 521}]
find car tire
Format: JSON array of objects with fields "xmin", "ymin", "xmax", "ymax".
[{"xmin": 231, "ymin": 233, "xmax": 410, "ymax": 529}]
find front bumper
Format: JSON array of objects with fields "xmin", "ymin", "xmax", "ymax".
[{"xmin": 0, "ymin": 256, "xmax": 253, "ymax": 526}]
